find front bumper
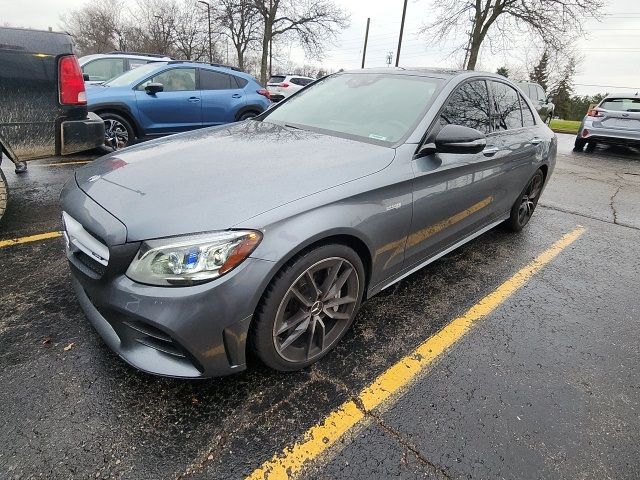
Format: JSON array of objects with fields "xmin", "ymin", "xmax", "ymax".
[
  {"xmin": 60, "ymin": 112, "xmax": 105, "ymax": 155},
  {"xmin": 68, "ymin": 254, "xmax": 275, "ymax": 378}
]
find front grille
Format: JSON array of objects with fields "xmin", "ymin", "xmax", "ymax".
[
  {"xmin": 75, "ymin": 250, "xmax": 107, "ymax": 276},
  {"xmin": 63, "ymin": 212, "xmax": 110, "ymax": 279}
]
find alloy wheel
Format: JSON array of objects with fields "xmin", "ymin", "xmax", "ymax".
[
  {"xmin": 104, "ymin": 119, "xmax": 129, "ymax": 150},
  {"xmin": 273, "ymin": 257, "xmax": 360, "ymax": 363},
  {"xmin": 518, "ymin": 171, "xmax": 544, "ymax": 225}
]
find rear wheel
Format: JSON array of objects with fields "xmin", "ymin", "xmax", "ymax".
[
  {"xmin": 0, "ymin": 168, "xmax": 7, "ymax": 223},
  {"xmin": 239, "ymin": 111, "xmax": 259, "ymax": 121},
  {"xmin": 251, "ymin": 244, "xmax": 365, "ymax": 371},
  {"xmin": 506, "ymin": 169, "xmax": 544, "ymax": 232},
  {"xmin": 99, "ymin": 112, "xmax": 135, "ymax": 150},
  {"xmin": 586, "ymin": 141, "xmax": 597, "ymax": 152},
  {"xmin": 574, "ymin": 137, "xmax": 586, "ymax": 151}
]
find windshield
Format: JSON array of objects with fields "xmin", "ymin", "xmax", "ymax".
[
  {"xmin": 105, "ymin": 63, "xmax": 164, "ymax": 87},
  {"xmin": 263, "ymin": 73, "xmax": 443, "ymax": 144},
  {"xmin": 600, "ymin": 97, "xmax": 640, "ymax": 112}
]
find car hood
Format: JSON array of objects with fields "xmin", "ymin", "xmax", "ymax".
[{"xmin": 75, "ymin": 121, "xmax": 395, "ymax": 242}]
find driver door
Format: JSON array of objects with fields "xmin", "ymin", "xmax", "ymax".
[
  {"xmin": 406, "ymin": 79, "xmax": 503, "ymax": 269},
  {"xmin": 134, "ymin": 67, "xmax": 202, "ymax": 135}
]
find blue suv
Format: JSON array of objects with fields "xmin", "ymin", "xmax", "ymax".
[{"xmin": 86, "ymin": 61, "xmax": 271, "ymax": 148}]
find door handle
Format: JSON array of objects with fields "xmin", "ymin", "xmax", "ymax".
[
  {"xmin": 188, "ymin": 97, "xmax": 201, "ymax": 102},
  {"xmin": 483, "ymin": 147, "xmax": 499, "ymax": 157},
  {"xmin": 231, "ymin": 93, "xmax": 242, "ymax": 99},
  {"xmin": 530, "ymin": 137, "xmax": 542, "ymax": 145}
]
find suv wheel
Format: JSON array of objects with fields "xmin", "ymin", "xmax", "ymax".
[
  {"xmin": 99, "ymin": 112, "xmax": 134, "ymax": 150},
  {"xmin": 506, "ymin": 169, "xmax": 544, "ymax": 232},
  {"xmin": 574, "ymin": 137, "xmax": 586, "ymax": 151},
  {"xmin": 239, "ymin": 111, "xmax": 259, "ymax": 121},
  {"xmin": 251, "ymin": 244, "xmax": 365, "ymax": 371}
]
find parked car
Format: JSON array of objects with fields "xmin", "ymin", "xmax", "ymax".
[
  {"xmin": 86, "ymin": 61, "xmax": 271, "ymax": 149},
  {"xmin": 79, "ymin": 52, "xmax": 172, "ymax": 85},
  {"xmin": 266, "ymin": 74, "xmax": 315, "ymax": 102},
  {"xmin": 61, "ymin": 68, "xmax": 555, "ymax": 378},
  {"xmin": 0, "ymin": 26, "xmax": 104, "ymax": 223},
  {"xmin": 574, "ymin": 94, "xmax": 640, "ymax": 151},
  {"xmin": 517, "ymin": 81, "xmax": 554, "ymax": 123}
]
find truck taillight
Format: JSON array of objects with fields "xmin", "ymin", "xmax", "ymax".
[
  {"xmin": 58, "ymin": 55, "xmax": 86, "ymax": 105},
  {"xmin": 279, "ymin": 82, "xmax": 289, "ymax": 88}
]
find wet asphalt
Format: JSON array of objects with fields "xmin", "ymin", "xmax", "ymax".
[{"xmin": 0, "ymin": 135, "xmax": 638, "ymax": 479}]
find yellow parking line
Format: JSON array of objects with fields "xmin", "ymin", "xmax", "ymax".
[
  {"xmin": 247, "ymin": 226, "xmax": 586, "ymax": 480},
  {"xmin": 34, "ymin": 160, "xmax": 91, "ymax": 167},
  {"xmin": 0, "ymin": 231, "xmax": 62, "ymax": 249}
]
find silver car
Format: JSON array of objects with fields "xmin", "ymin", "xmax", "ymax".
[
  {"xmin": 79, "ymin": 52, "xmax": 171, "ymax": 85},
  {"xmin": 575, "ymin": 94, "xmax": 640, "ymax": 151},
  {"xmin": 60, "ymin": 69, "xmax": 556, "ymax": 378}
]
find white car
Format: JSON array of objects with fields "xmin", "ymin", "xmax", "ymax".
[
  {"xmin": 79, "ymin": 52, "xmax": 172, "ymax": 85},
  {"xmin": 266, "ymin": 74, "xmax": 315, "ymax": 102}
]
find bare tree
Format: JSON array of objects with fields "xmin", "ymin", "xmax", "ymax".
[
  {"xmin": 214, "ymin": 0, "xmax": 262, "ymax": 70},
  {"xmin": 173, "ymin": 2, "xmax": 209, "ymax": 60},
  {"xmin": 422, "ymin": 0, "xmax": 603, "ymax": 70},
  {"xmin": 252, "ymin": 0, "xmax": 349, "ymax": 84},
  {"xmin": 61, "ymin": 0, "xmax": 125, "ymax": 54}
]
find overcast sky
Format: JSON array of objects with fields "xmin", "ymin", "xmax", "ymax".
[{"xmin": 2, "ymin": 0, "xmax": 639, "ymax": 95}]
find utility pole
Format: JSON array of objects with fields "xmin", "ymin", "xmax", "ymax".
[
  {"xmin": 395, "ymin": 0, "xmax": 408, "ymax": 66},
  {"xmin": 361, "ymin": 18, "xmax": 370, "ymax": 69},
  {"xmin": 269, "ymin": 37, "xmax": 273, "ymax": 78},
  {"xmin": 198, "ymin": 0, "xmax": 213, "ymax": 63}
]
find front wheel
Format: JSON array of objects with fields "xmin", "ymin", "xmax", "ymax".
[
  {"xmin": 506, "ymin": 169, "xmax": 544, "ymax": 232},
  {"xmin": 251, "ymin": 244, "xmax": 365, "ymax": 371},
  {"xmin": 99, "ymin": 112, "xmax": 135, "ymax": 150},
  {"xmin": 0, "ymin": 168, "xmax": 7, "ymax": 223}
]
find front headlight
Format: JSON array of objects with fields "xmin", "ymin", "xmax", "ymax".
[{"xmin": 126, "ymin": 230, "xmax": 262, "ymax": 286}]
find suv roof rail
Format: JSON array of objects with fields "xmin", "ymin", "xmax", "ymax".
[
  {"xmin": 105, "ymin": 51, "xmax": 171, "ymax": 58},
  {"xmin": 166, "ymin": 60, "xmax": 243, "ymax": 72}
]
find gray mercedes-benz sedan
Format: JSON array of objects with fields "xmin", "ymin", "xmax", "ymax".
[{"xmin": 60, "ymin": 68, "xmax": 556, "ymax": 378}]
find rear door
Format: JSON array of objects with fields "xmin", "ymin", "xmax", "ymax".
[
  {"xmin": 134, "ymin": 67, "xmax": 201, "ymax": 134},
  {"xmin": 488, "ymin": 80, "xmax": 542, "ymax": 210},
  {"xmin": 199, "ymin": 69, "xmax": 246, "ymax": 125}
]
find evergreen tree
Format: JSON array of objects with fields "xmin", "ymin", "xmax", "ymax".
[
  {"xmin": 496, "ymin": 66, "xmax": 509, "ymax": 77},
  {"xmin": 550, "ymin": 57, "xmax": 577, "ymax": 119},
  {"xmin": 530, "ymin": 51, "xmax": 550, "ymax": 90}
]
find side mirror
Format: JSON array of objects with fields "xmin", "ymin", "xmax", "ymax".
[
  {"xmin": 145, "ymin": 82, "xmax": 164, "ymax": 95},
  {"xmin": 434, "ymin": 124, "xmax": 486, "ymax": 154},
  {"xmin": 83, "ymin": 73, "xmax": 90, "ymax": 81}
]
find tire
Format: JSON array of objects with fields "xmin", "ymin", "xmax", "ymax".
[
  {"xmin": 506, "ymin": 169, "xmax": 544, "ymax": 232},
  {"xmin": 586, "ymin": 141, "xmax": 597, "ymax": 152},
  {"xmin": 574, "ymin": 137, "xmax": 586, "ymax": 151},
  {"xmin": 99, "ymin": 112, "xmax": 135, "ymax": 150},
  {"xmin": 0, "ymin": 168, "xmax": 7, "ymax": 223},
  {"xmin": 251, "ymin": 244, "xmax": 366, "ymax": 371},
  {"xmin": 239, "ymin": 111, "xmax": 259, "ymax": 121}
]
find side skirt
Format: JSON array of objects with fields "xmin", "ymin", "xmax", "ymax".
[{"xmin": 371, "ymin": 215, "xmax": 509, "ymax": 296}]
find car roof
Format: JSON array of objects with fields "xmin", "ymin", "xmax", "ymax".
[
  {"xmin": 106, "ymin": 60, "xmax": 258, "ymax": 84},
  {"xmin": 79, "ymin": 53, "xmax": 171, "ymax": 63},
  {"xmin": 272, "ymin": 74, "xmax": 315, "ymax": 79},
  {"xmin": 602, "ymin": 93, "xmax": 640, "ymax": 99},
  {"xmin": 339, "ymin": 67, "xmax": 511, "ymax": 81}
]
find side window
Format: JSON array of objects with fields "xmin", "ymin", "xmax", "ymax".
[
  {"xmin": 535, "ymin": 85, "xmax": 546, "ymax": 102},
  {"xmin": 200, "ymin": 70, "xmax": 233, "ymax": 90},
  {"xmin": 521, "ymin": 95, "xmax": 536, "ymax": 127},
  {"xmin": 527, "ymin": 85, "xmax": 537, "ymax": 102},
  {"xmin": 82, "ymin": 58, "xmax": 125, "ymax": 82},
  {"xmin": 138, "ymin": 68, "xmax": 196, "ymax": 92},
  {"xmin": 439, "ymin": 80, "xmax": 491, "ymax": 134},
  {"xmin": 233, "ymin": 76, "xmax": 248, "ymax": 88},
  {"xmin": 129, "ymin": 59, "xmax": 148, "ymax": 70},
  {"xmin": 491, "ymin": 81, "xmax": 523, "ymax": 131}
]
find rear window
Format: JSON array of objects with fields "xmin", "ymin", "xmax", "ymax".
[
  {"xmin": 268, "ymin": 76, "xmax": 286, "ymax": 84},
  {"xmin": 600, "ymin": 97, "xmax": 640, "ymax": 112}
]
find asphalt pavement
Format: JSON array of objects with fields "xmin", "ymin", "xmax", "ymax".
[{"xmin": 0, "ymin": 135, "xmax": 638, "ymax": 479}]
